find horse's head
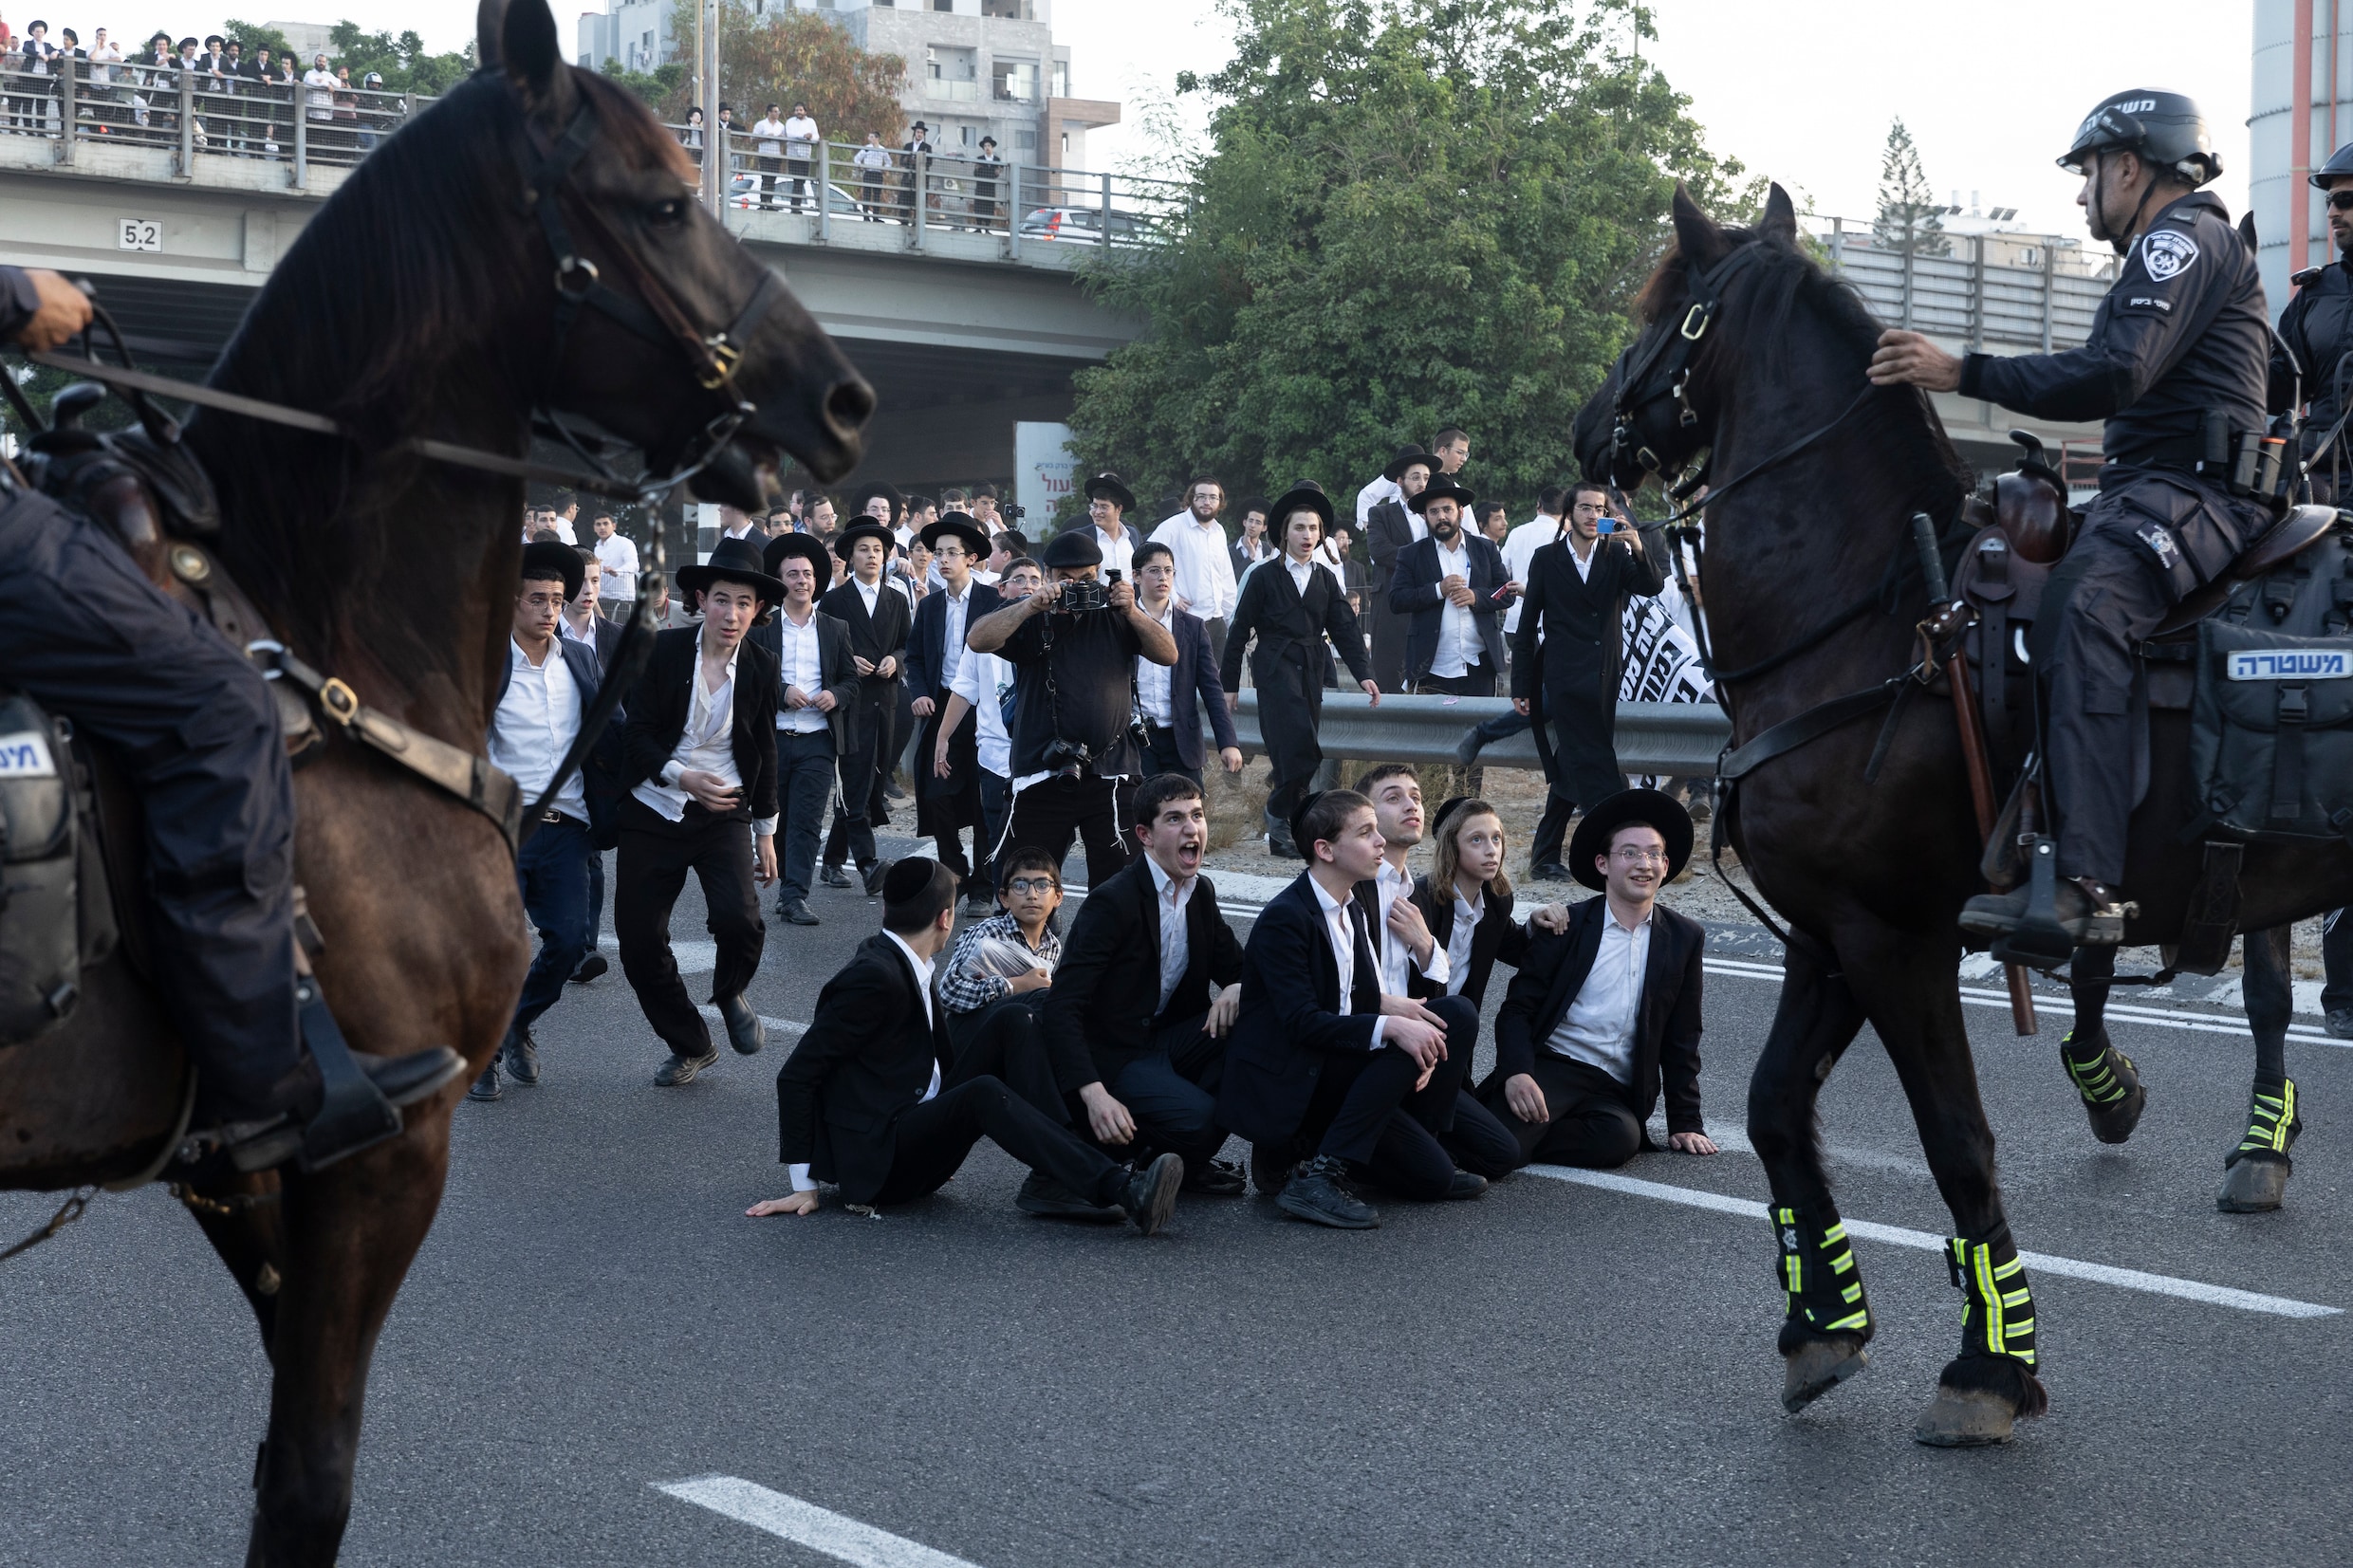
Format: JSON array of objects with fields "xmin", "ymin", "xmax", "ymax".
[
  {"xmin": 476, "ymin": 0, "xmax": 872, "ymax": 504},
  {"xmin": 1573, "ymin": 182, "xmax": 1806, "ymax": 495}
]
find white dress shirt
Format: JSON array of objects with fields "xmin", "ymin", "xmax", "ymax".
[
  {"xmin": 1371, "ymin": 857, "xmax": 1447, "ymax": 997},
  {"xmin": 1568, "ymin": 537, "xmax": 1599, "ymax": 581},
  {"xmin": 936, "ymin": 583, "xmax": 975, "ymax": 690},
  {"xmin": 559, "ymin": 613, "xmax": 600, "ymax": 655},
  {"xmin": 1501, "ymin": 516, "xmax": 1561, "ymax": 635},
  {"xmin": 751, "ymin": 115, "xmax": 785, "ymax": 156},
  {"xmin": 1444, "ymin": 889, "xmax": 1482, "ymax": 997},
  {"xmin": 1429, "ymin": 536, "xmax": 1481, "ymax": 679},
  {"xmin": 1136, "ymin": 601, "xmax": 1176, "ymax": 725},
  {"xmin": 489, "ymin": 639, "xmax": 587, "ymax": 822},
  {"xmin": 631, "ymin": 637, "xmax": 778, "ymax": 834},
  {"xmin": 774, "ymin": 605, "xmax": 828, "ymax": 735},
  {"xmin": 783, "ymin": 113, "xmax": 818, "ymax": 155},
  {"xmin": 1088, "ymin": 524, "xmax": 1137, "ymax": 582},
  {"xmin": 594, "ymin": 533, "xmax": 639, "ymax": 602},
  {"xmin": 946, "ymin": 639, "xmax": 1015, "ymax": 778},
  {"xmin": 1285, "ymin": 556, "xmax": 1321, "ymax": 597},
  {"xmin": 1143, "ymin": 852, "xmax": 1195, "ymax": 1016},
  {"xmin": 790, "ymin": 930, "xmax": 939, "ymax": 1191},
  {"xmin": 853, "ymin": 576, "xmax": 883, "ymax": 618},
  {"xmin": 1355, "ymin": 473, "xmax": 1399, "ymax": 529},
  {"xmin": 1544, "ymin": 903, "xmax": 1653, "ymax": 1083},
  {"xmin": 1150, "ymin": 511, "xmax": 1240, "ymax": 621},
  {"xmin": 1309, "ymin": 876, "xmax": 1386, "ymax": 1049}
]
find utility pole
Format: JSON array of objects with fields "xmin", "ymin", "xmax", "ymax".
[{"xmin": 698, "ymin": 0, "xmax": 722, "ymax": 214}]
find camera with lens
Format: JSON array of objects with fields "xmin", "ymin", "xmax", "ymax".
[
  {"xmin": 1055, "ymin": 577, "xmax": 1109, "ymax": 614},
  {"xmin": 1043, "ymin": 736, "xmax": 1097, "ymax": 771},
  {"xmin": 1001, "ymin": 501, "xmax": 1026, "ymax": 522}
]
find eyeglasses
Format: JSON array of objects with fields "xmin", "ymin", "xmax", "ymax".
[
  {"xmin": 1611, "ymin": 846, "xmax": 1670, "ymax": 864},
  {"xmin": 1004, "ymin": 876, "xmax": 1060, "ymax": 895},
  {"xmin": 2329, "ymin": 191, "xmax": 2353, "ymax": 212}
]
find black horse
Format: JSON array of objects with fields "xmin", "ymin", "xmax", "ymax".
[
  {"xmin": 0, "ymin": 1, "xmax": 868, "ymax": 1560},
  {"xmin": 1577, "ymin": 185, "xmax": 2353, "ymax": 1445}
]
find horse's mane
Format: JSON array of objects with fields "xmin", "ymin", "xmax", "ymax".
[
  {"xmin": 195, "ymin": 67, "xmax": 690, "ymax": 680},
  {"xmin": 1636, "ymin": 221, "xmax": 1975, "ymax": 504}
]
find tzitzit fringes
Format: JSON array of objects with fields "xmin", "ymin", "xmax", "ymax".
[
  {"xmin": 2061, "ymin": 1028, "xmax": 2133, "ymax": 1106},
  {"xmin": 1944, "ymin": 1234, "xmax": 2037, "ymax": 1369},
  {"xmin": 2232, "ymin": 1078, "xmax": 2301, "ymax": 1163},
  {"xmin": 1773, "ymin": 1205, "xmax": 1871, "ymax": 1337}
]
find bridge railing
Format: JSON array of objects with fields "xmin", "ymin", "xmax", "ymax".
[
  {"xmin": 658, "ymin": 127, "xmax": 1188, "ymax": 249},
  {"xmin": 0, "ymin": 56, "xmax": 432, "ymax": 181},
  {"xmin": 1811, "ymin": 214, "xmax": 2119, "ymax": 353}
]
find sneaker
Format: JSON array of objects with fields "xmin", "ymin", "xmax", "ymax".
[
  {"xmin": 1277, "ymin": 1154, "xmax": 1379, "ymax": 1228},
  {"xmin": 654, "ymin": 1047, "xmax": 720, "ymax": 1086}
]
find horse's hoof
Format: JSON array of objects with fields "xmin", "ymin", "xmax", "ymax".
[
  {"xmin": 1914, "ymin": 1387, "xmax": 2020, "ymax": 1448},
  {"xmin": 2217, "ymin": 1153, "xmax": 2291, "ymax": 1213},
  {"xmin": 2085, "ymin": 1078, "xmax": 2146, "ymax": 1144},
  {"xmin": 1781, "ymin": 1337, "xmax": 1869, "ymax": 1413}
]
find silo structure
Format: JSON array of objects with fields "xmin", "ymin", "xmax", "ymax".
[{"xmin": 2251, "ymin": 0, "xmax": 2353, "ymax": 307}]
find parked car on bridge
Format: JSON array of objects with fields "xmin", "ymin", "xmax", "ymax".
[{"xmin": 1016, "ymin": 206, "xmax": 1148, "ymax": 246}]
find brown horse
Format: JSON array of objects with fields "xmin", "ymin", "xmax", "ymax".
[
  {"xmin": 0, "ymin": 1, "xmax": 869, "ymax": 1560},
  {"xmin": 1576, "ymin": 185, "xmax": 2353, "ymax": 1445}
]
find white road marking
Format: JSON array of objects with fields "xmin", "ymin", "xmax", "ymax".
[
  {"xmin": 1523, "ymin": 1165, "xmax": 2342, "ymax": 1319},
  {"xmin": 601, "ymin": 933, "xmax": 718, "ymax": 973},
  {"xmin": 658, "ymin": 1474, "xmax": 984, "ymax": 1568},
  {"xmin": 1703, "ymin": 957, "xmax": 2346, "ymax": 1046}
]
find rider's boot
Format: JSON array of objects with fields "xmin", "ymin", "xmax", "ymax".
[{"xmin": 1963, "ymin": 836, "xmax": 2130, "ymax": 964}]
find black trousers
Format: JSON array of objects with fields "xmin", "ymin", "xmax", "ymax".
[
  {"xmin": 824, "ymin": 682, "xmax": 896, "ymax": 869},
  {"xmin": 0, "ymin": 489, "xmax": 298, "ymax": 1122},
  {"xmin": 1006, "ymin": 772, "xmax": 1132, "ymax": 886},
  {"xmin": 872, "ymin": 1077, "xmax": 1127, "ymax": 1208},
  {"xmin": 1256, "ymin": 653, "xmax": 1328, "ymax": 828},
  {"xmin": 1486, "ymin": 1054, "xmax": 1643, "ymax": 1169},
  {"xmin": 1139, "ymin": 724, "xmax": 1202, "ymax": 788},
  {"xmin": 772, "ymin": 727, "xmax": 836, "ymax": 905},
  {"xmin": 2325, "ymin": 908, "xmax": 2352, "ymax": 1017},
  {"xmin": 614, "ymin": 797, "xmax": 766, "ymax": 1060},
  {"xmin": 1370, "ymin": 601, "xmax": 1411, "ymax": 692},
  {"xmin": 947, "ymin": 994, "xmax": 1069, "ymax": 1127},
  {"xmin": 1105, "ymin": 1009, "xmax": 1230, "ymax": 1173},
  {"xmin": 1441, "ymin": 1087, "xmax": 1526, "ymax": 1178},
  {"xmin": 1286, "ymin": 994, "xmax": 1479, "ymax": 1199},
  {"xmin": 1532, "ymin": 790, "xmax": 1577, "ymax": 871}
]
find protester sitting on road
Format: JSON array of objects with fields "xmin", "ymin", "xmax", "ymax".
[
  {"xmin": 1045, "ymin": 773, "xmax": 1250, "ymax": 1196},
  {"xmin": 756, "ymin": 859, "xmax": 1185, "ymax": 1234},
  {"xmin": 1486, "ymin": 789, "xmax": 1714, "ymax": 1169},
  {"xmin": 939, "ymin": 845, "xmax": 1063, "ymax": 1040}
]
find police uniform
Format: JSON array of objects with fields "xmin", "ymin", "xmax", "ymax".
[
  {"xmin": 2271, "ymin": 252, "xmax": 2353, "ymax": 500},
  {"xmin": 1957, "ymin": 190, "xmax": 2271, "ymax": 894}
]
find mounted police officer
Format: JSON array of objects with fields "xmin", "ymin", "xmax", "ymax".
[
  {"xmin": 0, "ymin": 264, "xmax": 463, "ymax": 1171},
  {"xmin": 1869, "ymin": 90, "xmax": 2274, "ymax": 958},
  {"xmin": 2273, "ymin": 141, "xmax": 2353, "ymax": 501}
]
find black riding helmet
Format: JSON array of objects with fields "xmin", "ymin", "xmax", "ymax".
[
  {"xmin": 2311, "ymin": 139, "xmax": 2353, "ymax": 189},
  {"xmin": 2057, "ymin": 89, "xmax": 2221, "ymax": 187}
]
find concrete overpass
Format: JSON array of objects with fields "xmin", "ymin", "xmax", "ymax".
[{"xmin": 0, "ymin": 125, "xmax": 1149, "ymax": 489}]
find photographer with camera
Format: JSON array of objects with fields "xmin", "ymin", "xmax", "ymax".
[{"xmin": 965, "ymin": 530, "xmax": 1177, "ymax": 885}]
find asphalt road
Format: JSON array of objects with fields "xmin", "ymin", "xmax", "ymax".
[{"xmin": 5, "ymin": 834, "xmax": 2350, "ymax": 1567}]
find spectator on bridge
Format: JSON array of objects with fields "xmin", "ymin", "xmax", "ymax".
[
  {"xmin": 899, "ymin": 120, "xmax": 932, "ymax": 222},
  {"xmin": 11, "ymin": 22, "xmax": 57, "ymax": 135},
  {"xmin": 750, "ymin": 102, "xmax": 785, "ymax": 209},
  {"xmin": 303, "ymin": 52, "xmax": 335, "ymax": 144},
  {"xmin": 682, "ymin": 103, "xmax": 704, "ymax": 160},
  {"xmin": 852, "ymin": 130, "xmax": 888, "ymax": 219},
  {"xmin": 972, "ymin": 134, "xmax": 1003, "ymax": 231},
  {"xmin": 783, "ymin": 101, "xmax": 817, "ymax": 212}
]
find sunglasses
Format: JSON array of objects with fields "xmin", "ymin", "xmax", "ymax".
[{"xmin": 2329, "ymin": 191, "xmax": 2353, "ymax": 212}]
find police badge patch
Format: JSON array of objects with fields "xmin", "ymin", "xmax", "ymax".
[
  {"xmin": 2140, "ymin": 228, "xmax": 2199, "ymax": 281},
  {"xmin": 2137, "ymin": 521, "xmax": 2183, "ymax": 570}
]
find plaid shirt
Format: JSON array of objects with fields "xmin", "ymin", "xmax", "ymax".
[{"xmin": 938, "ymin": 912, "xmax": 1061, "ymax": 1014}]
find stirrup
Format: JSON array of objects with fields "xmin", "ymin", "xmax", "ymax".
[{"xmin": 293, "ymin": 976, "xmax": 402, "ymax": 1172}]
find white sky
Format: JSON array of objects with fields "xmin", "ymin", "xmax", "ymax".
[{"xmin": 99, "ymin": 0, "xmax": 2257, "ymax": 237}]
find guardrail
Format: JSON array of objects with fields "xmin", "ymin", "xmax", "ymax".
[{"xmin": 1222, "ymin": 692, "xmax": 1731, "ymax": 778}]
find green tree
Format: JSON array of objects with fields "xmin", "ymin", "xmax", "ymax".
[
  {"xmin": 653, "ymin": 3, "xmax": 906, "ymax": 145},
  {"xmin": 223, "ymin": 20, "xmax": 296, "ymax": 62},
  {"xmin": 1872, "ymin": 117, "xmax": 1949, "ymax": 257},
  {"xmin": 324, "ymin": 22, "xmax": 474, "ymax": 95},
  {"xmin": 1063, "ymin": 0, "xmax": 1754, "ymax": 523},
  {"xmin": 602, "ymin": 58, "xmax": 693, "ymax": 114}
]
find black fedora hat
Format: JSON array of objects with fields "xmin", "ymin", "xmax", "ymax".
[
  {"xmin": 919, "ymin": 511, "xmax": 991, "ymax": 559},
  {"xmin": 833, "ymin": 520, "xmax": 897, "ymax": 561},
  {"xmin": 1042, "ymin": 527, "xmax": 1103, "ymax": 570},
  {"xmin": 676, "ymin": 535, "xmax": 785, "ymax": 607},
  {"xmin": 763, "ymin": 531, "xmax": 832, "ymax": 587},
  {"xmin": 1381, "ymin": 443, "xmax": 1436, "ymax": 482},
  {"xmin": 849, "ymin": 480, "xmax": 906, "ymax": 526},
  {"xmin": 521, "ymin": 539, "xmax": 585, "ymax": 601},
  {"xmin": 1407, "ymin": 473, "xmax": 1476, "ymax": 515},
  {"xmin": 1267, "ymin": 480, "xmax": 1336, "ymax": 534},
  {"xmin": 1083, "ymin": 471, "xmax": 1138, "ymax": 513},
  {"xmin": 1566, "ymin": 787, "xmax": 1694, "ymax": 892}
]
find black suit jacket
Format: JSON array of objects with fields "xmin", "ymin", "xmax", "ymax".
[
  {"xmin": 1406, "ymin": 876, "xmax": 1529, "ymax": 1011},
  {"xmin": 1364, "ymin": 497, "xmax": 1418, "ymax": 596},
  {"xmin": 775, "ymin": 933, "xmax": 955, "ymax": 1205},
  {"xmin": 1388, "ymin": 533, "xmax": 1511, "ymax": 683},
  {"xmin": 574, "ymin": 615, "xmax": 624, "ymax": 674},
  {"xmin": 1492, "ymin": 897, "xmax": 1705, "ymax": 1135},
  {"xmin": 1157, "ymin": 606, "xmax": 1240, "ymax": 769},
  {"xmin": 1047, "ymin": 856, "xmax": 1247, "ymax": 1086},
  {"xmin": 818, "ymin": 577, "xmax": 911, "ymax": 707},
  {"xmin": 1217, "ymin": 872, "xmax": 1383, "ymax": 1147},
  {"xmin": 1220, "ymin": 558, "xmax": 1373, "ymax": 692},
  {"xmin": 618, "ymin": 628, "xmax": 781, "ymax": 821},
  {"xmin": 1509, "ymin": 530, "xmax": 1668, "ymax": 705},
  {"xmin": 747, "ymin": 605, "xmax": 862, "ymax": 752},
  {"xmin": 907, "ymin": 580, "xmax": 1001, "ymax": 698}
]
